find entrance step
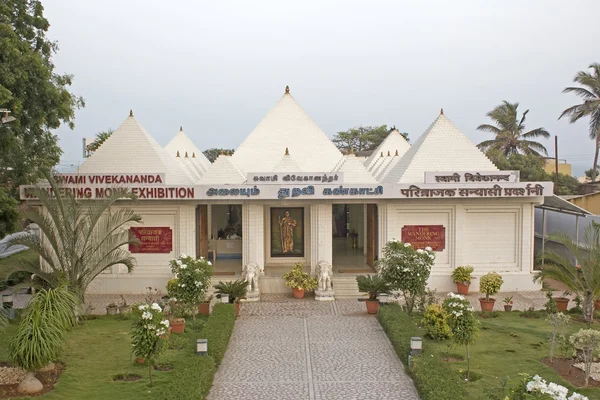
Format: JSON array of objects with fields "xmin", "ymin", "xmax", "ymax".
[{"xmin": 332, "ymin": 276, "xmax": 362, "ymax": 298}]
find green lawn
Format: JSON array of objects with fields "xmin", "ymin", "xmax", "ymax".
[
  {"xmin": 0, "ymin": 310, "xmax": 229, "ymax": 400},
  {"xmin": 380, "ymin": 306, "xmax": 600, "ymax": 400}
]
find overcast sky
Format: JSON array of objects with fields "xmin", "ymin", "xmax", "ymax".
[{"xmin": 44, "ymin": 0, "xmax": 598, "ymax": 176}]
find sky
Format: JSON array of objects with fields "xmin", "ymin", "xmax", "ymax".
[{"xmin": 44, "ymin": 0, "xmax": 599, "ymax": 176}]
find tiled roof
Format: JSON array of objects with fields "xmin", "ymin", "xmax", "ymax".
[
  {"xmin": 198, "ymin": 154, "xmax": 246, "ymax": 184},
  {"xmin": 272, "ymin": 150, "xmax": 303, "ymax": 172},
  {"xmin": 365, "ymin": 129, "xmax": 410, "ymax": 172},
  {"xmin": 334, "ymin": 154, "xmax": 377, "ymax": 183},
  {"xmin": 78, "ymin": 113, "xmax": 192, "ymax": 185},
  {"xmin": 232, "ymin": 89, "xmax": 342, "ymax": 172},
  {"xmin": 165, "ymin": 128, "xmax": 212, "ymax": 176},
  {"xmin": 383, "ymin": 112, "xmax": 498, "ymax": 183}
]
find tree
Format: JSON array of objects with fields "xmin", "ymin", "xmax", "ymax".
[
  {"xmin": 86, "ymin": 129, "xmax": 113, "ymax": 154},
  {"xmin": 0, "ymin": 1, "xmax": 84, "ymax": 194},
  {"xmin": 535, "ymin": 221, "xmax": 600, "ymax": 323},
  {"xmin": 559, "ymin": 63, "xmax": 600, "ymax": 182},
  {"xmin": 2, "ymin": 173, "xmax": 142, "ymax": 302},
  {"xmin": 477, "ymin": 101, "xmax": 550, "ymax": 157},
  {"xmin": 443, "ymin": 293, "xmax": 479, "ymax": 381},
  {"xmin": 585, "ymin": 166, "xmax": 600, "ymax": 182},
  {"xmin": 202, "ymin": 148, "xmax": 234, "ymax": 163},
  {"xmin": 0, "ymin": 187, "xmax": 19, "ymax": 239},
  {"xmin": 332, "ymin": 125, "xmax": 394, "ymax": 153},
  {"xmin": 548, "ymin": 172, "xmax": 581, "ymax": 196}
]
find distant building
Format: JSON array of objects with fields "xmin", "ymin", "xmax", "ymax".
[
  {"xmin": 543, "ymin": 158, "xmax": 572, "ymax": 176},
  {"xmin": 565, "ymin": 192, "xmax": 600, "ymax": 215}
]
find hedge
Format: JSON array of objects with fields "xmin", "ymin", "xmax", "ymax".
[{"xmin": 377, "ymin": 304, "xmax": 467, "ymax": 400}]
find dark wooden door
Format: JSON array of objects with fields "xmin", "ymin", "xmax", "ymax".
[
  {"xmin": 366, "ymin": 204, "xmax": 378, "ymax": 267},
  {"xmin": 196, "ymin": 205, "xmax": 208, "ymax": 259}
]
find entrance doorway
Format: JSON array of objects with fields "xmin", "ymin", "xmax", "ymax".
[{"xmin": 332, "ymin": 204, "xmax": 377, "ymax": 272}]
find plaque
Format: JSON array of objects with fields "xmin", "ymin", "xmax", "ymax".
[
  {"xmin": 401, "ymin": 225, "xmax": 445, "ymax": 251},
  {"xmin": 129, "ymin": 227, "xmax": 173, "ymax": 253}
]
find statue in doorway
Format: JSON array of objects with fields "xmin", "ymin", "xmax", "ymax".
[
  {"xmin": 278, "ymin": 210, "xmax": 297, "ymax": 254},
  {"xmin": 242, "ymin": 262, "xmax": 264, "ymax": 293},
  {"xmin": 316, "ymin": 261, "xmax": 333, "ymax": 291}
]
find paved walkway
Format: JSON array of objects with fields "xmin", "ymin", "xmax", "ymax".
[{"xmin": 207, "ymin": 295, "xmax": 419, "ymax": 400}]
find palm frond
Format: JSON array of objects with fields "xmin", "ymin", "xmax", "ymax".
[
  {"xmin": 521, "ymin": 127, "xmax": 550, "ymax": 139},
  {"xmin": 476, "ymin": 124, "xmax": 502, "ymax": 135},
  {"xmin": 562, "ymin": 86, "xmax": 597, "ymax": 99}
]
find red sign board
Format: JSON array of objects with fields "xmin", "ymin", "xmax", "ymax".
[
  {"xmin": 129, "ymin": 227, "xmax": 173, "ymax": 253},
  {"xmin": 401, "ymin": 225, "xmax": 445, "ymax": 251}
]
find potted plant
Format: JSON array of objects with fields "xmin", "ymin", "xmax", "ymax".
[
  {"xmin": 451, "ymin": 266, "xmax": 474, "ymax": 295},
  {"xmin": 349, "ymin": 229, "xmax": 359, "ymax": 249},
  {"xmin": 119, "ymin": 295, "xmax": 130, "ymax": 314},
  {"xmin": 214, "ymin": 279, "xmax": 249, "ymax": 317},
  {"xmin": 167, "ymin": 301, "xmax": 186, "ymax": 334},
  {"xmin": 106, "ymin": 302, "xmax": 118, "ymax": 315},
  {"xmin": 595, "ymin": 297, "xmax": 600, "ymax": 311},
  {"xmin": 198, "ymin": 294, "xmax": 212, "ymax": 316},
  {"xmin": 554, "ymin": 291, "xmax": 570, "ymax": 312},
  {"xmin": 282, "ymin": 263, "xmax": 318, "ymax": 299},
  {"xmin": 131, "ymin": 303, "xmax": 169, "ymax": 386},
  {"xmin": 356, "ymin": 275, "xmax": 390, "ymax": 314},
  {"xmin": 503, "ymin": 296, "xmax": 513, "ymax": 312},
  {"xmin": 479, "ymin": 272, "xmax": 503, "ymax": 311},
  {"xmin": 168, "ymin": 254, "xmax": 213, "ymax": 320}
]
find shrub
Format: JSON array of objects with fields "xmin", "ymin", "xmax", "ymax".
[
  {"xmin": 479, "ymin": 272, "xmax": 503, "ymax": 300},
  {"xmin": 168, "ymin": 254, "xmax": 213, "ymax": 317},
  {"xmin": 451, "ymin": 266, "xmax": 474, "ymax": 284},
  {"xmin": 377, "ymin": 241, "xmax": 435, "ymax": 313},
  {"xmin": 213, "ymin": 279, "xmax": 249, "ymax": 303},
  {"xmin": 507, "ymin": 373, "xmax": 589, "ymax": 400},
  {"xmin": 415, "ymin": 288, "xmax": 438, "ymax": 313},
  {"xmin": 202, "ymin": 303, "xmax": 236, "ymax": 366},
  {"xmin": 282, "ymin": 263, "xmax": 317, "ymax": 290},
  {"xmin": 570, "ymin": 328, "xmax": 600, "ymax": 386},
  {"xmin": 377, "ymin": 304, "xmax": 467, "ymax": 400},
  {"xmin": 356, "ymin": 274, "xmax": 390, "ymax": 301},
  {"xmin": 546, "ymin": 312, "xmax": 570, "ymax": 362},
  {"xmin": 130, "ymin": 302, "xmax": 169, "ymax": 386},
  {"xmin": 442, "ymin": 293, "xmax": 479, "ymax": 381},
  {"xmin": 422, "ymin": 304, "xmax": 452, "ymax": 340}
]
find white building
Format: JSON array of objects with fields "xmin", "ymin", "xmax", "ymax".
[{"xmin": 23, "ymin": 87, "xmax": 552, "ymax": 296}]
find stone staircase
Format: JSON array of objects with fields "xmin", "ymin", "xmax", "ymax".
[{"xmin": 331, "ymin": 276, "xmax": 362, "ymax": 298}]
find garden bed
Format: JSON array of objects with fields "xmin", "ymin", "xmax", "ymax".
[
  {"xmin": 542, "ymin": 358, "xmax": 600, "ymax": 389},
  {"xmin": 0, "ymin": 362, "xmax": 64, "ymax": 399}
]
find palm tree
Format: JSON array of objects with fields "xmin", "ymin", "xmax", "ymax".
[
  {"xmin": 477, "ymin": 101, "xmax": 550, "ymax": 157},
  {"xmin": 86, "ymin": 129, "xmax": 113, "ymax": 154},
  {"xmin": 559, "ymin": 63, "xmax": 600, "ymax": 182},
  {"xmin": 3, "ymin": 173, "xmax": 141, "ymax": 302},
  {"xmin": 534, "ymin": 221, "xmax": 600, "ymax": 323}
]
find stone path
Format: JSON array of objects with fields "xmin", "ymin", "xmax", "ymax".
[{"xmin": 207, "ymin": 296, "xmax": 419, "ymax": 400}]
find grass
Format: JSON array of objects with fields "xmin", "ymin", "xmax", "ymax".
[
  {"xmin": 0, "ymin": 304, "xmax": 236, "ymax": 399},
  {"xmin": 379, "ymin": 304, "xmax": 600, "ymax": 400}
]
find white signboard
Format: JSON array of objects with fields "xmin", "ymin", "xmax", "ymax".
[
  {"xmin": 246, "ymin": 172, "xmax": 343, "ymax": 184},
  {"xmin": 424, "ymin": 171, "xmax": 520, "ymax": 184}
]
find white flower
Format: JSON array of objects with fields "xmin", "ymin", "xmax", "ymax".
[
  {"xmin": 569, "ymin": 393, "xmax": 589, "ymax": 400},
  {"xmin": 181, "ymin": 264, "xmax": 187, "ymax": 269},
  {"xmin": 428, "ymin": 254, "xmax": 435, "ymax": 260},
  {"xmin": 151, "ymin": 303, "xmax": 162, "ymax": 312},
  {"xmin": 207, "ymin": 261, "xmax": 212, "ymax": 266},
  {"xmin": 404, "ymin": 243, "xmax": 411, "ymax": 247},
  {"xmin": 425, "ymin": 246, "xmax": 432, "ymax": 252},
  {"xmin": 138, "ymin": 305, "xmax": 147, "ymax": 311},
  {"xmin": 142, "ymin": 311, "xmax": 153, "ymax": 320},
  {"xmin": 180, "ymin": 254, "xmax": 187, "ymax": 258},
  {"xmin": 171, "ymin": 297, "xmax": 177, "ymax": 302},
  {"xmin": 416, "ymin": 249, "xmax": 424, "ymax": 254},
  {"xmin": 176, "ymin": 259, "xmax": 182, "ymax": 266},
  {"xmin": 182, "ymin": 283, "xmax": 186, "ymax": 287},
  {"xmin": 160, "ymin": 319, "xmax": 170, "ymax": 327}
]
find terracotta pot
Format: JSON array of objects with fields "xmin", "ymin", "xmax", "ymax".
[
  {"xmin": 554, "ymin": 297, "xmax": 569, "ymax": 311},
  {"xmin": 456, "ymin": 283, "xmax": 470, "ymax": 295},
  {"xmin": 479, "ymin": 298, "xmax": 496, "ymax": 312},
  {"xmin": 292, "ymin": 288, "xmax": 305, "ymax": 299},
  {"xmin": 595, "ymin": 299, "xmax": 600, "ymax": 310},
  {"xmin": 235, "ymin": 302, "xmax": 240, "ymax": 318},
  {"xmin": 504, "ymin": 305, "xmax": 512, "ymax": 312},
  {"xmin": 198, "ymin": 302, "xmax": 210, "ymax": 315},
  {"xmin": 136, "ymin": 357, "xmax": 145, "ymax": 364},
  {"xmin": 365, "ymin": 300, "xmax": 380, "ymax": 315},
  {"xmin": 106, "ymin": 307, "xmax": 118, "ymax": 315},
  {"xmin": 170, "ymin": 318, "xmax": 185, "ymax": 334}
]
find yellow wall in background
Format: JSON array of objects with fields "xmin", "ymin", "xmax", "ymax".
[
  {"xmin": 569, "ymin": 193, "xmax": 600, "ymax": 215},
  {"xmin": 544, "ymin": 159, "xmax": 572, "ymax": 176}
]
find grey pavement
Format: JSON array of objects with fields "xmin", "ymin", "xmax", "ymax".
[{"xmin": 207, "ymin": 296, "xmax": 420, "ymax": 400}]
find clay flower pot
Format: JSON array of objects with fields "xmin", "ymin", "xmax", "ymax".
[
  {"xmin": 504, "ymin": 304, "xmax": 513, "ymax": 312},
  {"xmin": 235, "ymin": 302, "xmax": 241, "ymax": 318},
  {"xmin": 106, "ymin": 306, "xmax": 118, "ymax": 315},
  {"xmin": 292, "ymin": 288, "xmax": 305, "ymax": 299},
  {"xmin": 479, "ymin": 298, "xmax": 496, "ymax": 312},
  {"xmin": 595, "ymin": 299, "xmax": 600, "ymax": 310},
  {"xmin": 170, "ymin": 318, "xmax": 185, "ymax": 334},
  {"xmin": 198, "ymin": 302, "xmax": 210, "ymax": 316},
  {"xmin": 365, "ymin": 300, "xmax": 380, "ymax": 315},
  {"xmin": 456, "ymin": 283, "xmax": 470, "ymax": 295},
  {"xmin": 554, "ymin": 297, "xmax": 569, "ymax": 312},
  {"xmin": 136, "ymin": 357, "xmax": 145, "ymax": 364}
]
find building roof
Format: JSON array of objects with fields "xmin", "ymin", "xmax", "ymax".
[
  {"xmin": 372, "ymin": 152, "xmax": 402, "ymax": 181},
  {"xmin": 272, "ymin": 149, "xmax": 303, "ymax": 172},
  {"xmin": 165, "ymin": 127, "xmax": 212, "ymax": 172},
  {"xmin": 537, "ymin": 195, "xmax": 591, "ymax": 216},
  {"xmin": 365, "ymin": 129, "xmax": 410, "ymax": 171},
  {"xmin": 333, "ymin": 154, "xmax": 377, "ymax": 183},
  {"xmin": 383, "ymin": 111, "xmax": 498, "ymax": 183},
  {"xmin": 78, "ymin": 113, "xmax": 192, "ymax": 185},
  {"xmin": 198, "ymin": 154, "xmax": 246, "ymax": 184},
  {"xmin": 232, "ymin": 88, "xmax": 342, "ymax": 173}
]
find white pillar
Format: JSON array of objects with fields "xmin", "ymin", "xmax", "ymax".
[
  {"xmin": 377, "ymin": 203, "xmax": 388, "ymax": 257},
  {"xmin": 310, "ymin": 203, "xmax": 332, "ymax": 275},
  {"xmin": 242, "ymin": 204, "xmax": 265, "ymax": 269}
]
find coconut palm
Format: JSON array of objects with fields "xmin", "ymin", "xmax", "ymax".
[
  {"xmin": 2, "ymin": 173, "xmax": 141, "ymax": 302},
  {"xmin": 86, "ymin": 129, "xmax": 113, "ymax": 154},
  {"xmin": 534, "ymin": 221, "xmax": 600, "ymax": 323},
  {"xmin": 477, "ymin": 101, "xmax": 550, "ymax": 157},
  {"xmin": 559, "ymin": 63, "xmax": 600, "ymax": 182}
]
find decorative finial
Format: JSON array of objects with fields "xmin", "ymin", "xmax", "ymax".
[
  {"xmin": 285, "ymin": 85, "xmax": 290, "ymax": 94},
  {"xmin": 349, "ymin": 147, "xmax": 355, "ymax": 155},
  {"xmin": 285, "ymin": 147, "xmax": 289, "ymax": 156},
  {"xmin": 176, "ymin": 151, "xmax": 180, "ymax": 158},
  {"xmin": 226, "ymin": 150, "xmax": 231, "ymax": 156},
  {"xmin": 219, "ymin": 150, "xmax": 224, "ymax": 156},
  {"xmin": 395, "ymin": 150, "xmax": 399, "ymax": 156},
  {"xmin": 192, "ymin": 152, "xmax": 196, "ymax": 158},
  {"xmin": 440, "ymin": 108, "xmax": 444, "ymax": 115},
  {"xmin": 129, "ymin": 109, "xmax": 133, "ymax": 117},
  {"xmin": 185, "ymin": 151, "xmax": 189, "ymax": 158},
  {"xmin": 180, "ymin": 126, "xmax": 183, "ymax": 131},
  {"xmin": 344, "ymin": 148, "xmax": 349, "ymax": 156},
  {"xmin": 387, "ymin": 151, "xmax": 391, "ymax": 156},
  {"xmin": 380, "ymin": 151, "xmax": 384, "ymax": 157}
]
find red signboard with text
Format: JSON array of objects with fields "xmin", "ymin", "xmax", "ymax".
[
  {"xmin": 401, "ymin": 225, "xmax": 445, "ymax": 251},
  {"xmin": 129, "ymin": 227, "xmax": 173, "ymax": 253}
]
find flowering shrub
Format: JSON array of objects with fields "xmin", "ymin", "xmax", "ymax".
[
  {"xmin": 377, "ymin": 241, "xmax": 435, "ymax": 313},
  {"xmin": 442, "ymin": 293, "xmax": 479, "ymax": 380},
  {"xmin": 168, "ymin": 254, "xmax": 213, "ymax": 317},
  {"xmin": 570, "ymin": 328, "xmax": 600, "ymax": 386},
  {"xmin": 422, "ymin": 304, "xmax": 452, "ymax": 340},
  {"xmin": 517, "ymin": 374, "xmax": 588, "ymax": 400},
  {"xmin": 546, "ymin": 312, "xmax": 571, "ymax": 362},
  {"xmin": 131, "ymin": 302, "xmax": 169, "ymax": 385},
  {"xmin": 479, "ymin": 272, "xmax": 503, "ymax": 300}
]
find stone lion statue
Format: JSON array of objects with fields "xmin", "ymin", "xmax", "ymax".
[
  {"xmin": 242, "ymin": 262, "xmax": 264, "ymax": 293},
  {"xmin": 316, "ymin": 260, "xmax": 332, "ymax": 291}
]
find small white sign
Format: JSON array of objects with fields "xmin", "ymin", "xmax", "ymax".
[
  {"xmin": 424, "ymin": 171, "xmax": 520, "ymax": 184},
  {"xmin": 246, "ymin": 172, "xmax": 343, "ymax": 184}
]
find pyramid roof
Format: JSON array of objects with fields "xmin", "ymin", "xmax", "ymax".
[
  {"xmin": 165, "ymin": 128, "xmax": 212, "ymax": 171},
  {"xmin": 383, "ymin": 112, "xmax": 498, "ymax": 183},
  {"xmin": 176, "ymin": 154, "xmax": 204, "ymax": 181},
  {"xmin": 78, "ymin": 113, "xmax": 192, "ymax": 185},
  {"xmin": 334, "ymin": 154, "xmax": 377, "ymax": 183},
  {"xmin": 232, "ymin": 88, "xmax": 342, "ymax": 173},
  {"xmin": 198, "ymin": 154, "xmax": 246, "ymax": 185},
  {"xmin": 372, "ymin": 153, "xmax": 401, "ymax": 181},
  {"xmin": 365, "ymin": 129, "xmax": 411, "ymax": 171},
  {"xmin": 272, "ymin": 149, "xmax": 303, "ymax": 172}
]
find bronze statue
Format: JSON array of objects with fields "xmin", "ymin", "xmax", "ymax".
[{"xmin": 278, "ymin": 210, "xmax": 297, "ymax": 254}]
